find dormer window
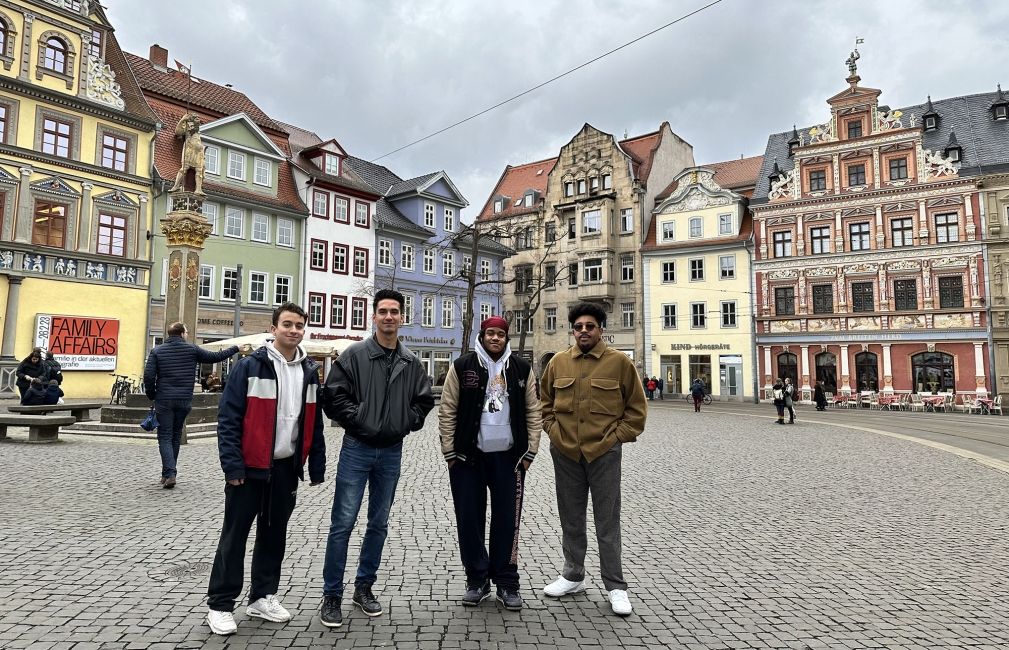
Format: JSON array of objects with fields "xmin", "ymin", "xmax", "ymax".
[
  {"xmin": 924, "ymin": 116, "xmax": 937, "ymax": 131},
  {"xmin": 945, "ymin": 131, "xmax": 962, "ymax": 163},
  {"xmin": 997, "ymin": 105, "xmax": 1009, "ymax": 121},
  {"xmin": 991, "ymin": 84, "xmax": 1009, "ymax": 121},
  {"xmin": 787, "ymin": 126, "xmax": 800, "ymax": 156},
  {"xmin": 922, "ymin": 95, "xmax": 939, "ymax": 132},
  {"xmin": 523, "ymin": 193, "xmax": 533, "ymax": 207},
  {"xmin": 846, "ymin": 119, "xmax": 862, "ymax": 139},
  {"xmin": 493, "ymin": 199, "xmax": 502, "ymax": 214},
  {"xmin": 768, "ymin": 160, "xmax": 783, "ymax": 186},
  {"xmin": 324, "ymin": 153, "xmax": 339, "ymax": 175}
]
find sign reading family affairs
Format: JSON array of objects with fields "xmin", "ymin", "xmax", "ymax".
[{"xmin": 34, "ymin": 314, "xmax": 120, "ymax": 370}]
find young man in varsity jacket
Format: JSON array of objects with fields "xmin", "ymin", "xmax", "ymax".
[
  {"xmin": 204, "ymin": 302, "xmax": 326, "ymax": 636},
  {"xmin": 438, "ymin": 316, "xmax": 542, "ymax": 610}
]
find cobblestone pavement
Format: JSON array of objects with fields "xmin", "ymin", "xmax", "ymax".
[{"xmin": 2, "ymin": 403, "xmax": 1009, "ymax": 649}]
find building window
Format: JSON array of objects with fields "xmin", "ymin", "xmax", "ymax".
[
  {"xmin": 424, "ymin": 203, "xmax": 435, "ymax": 228},
  {"xmin": 564, "ymin": 181, "xmax": 574, "ymax": 197},
  {"xmin": 718, "ymin": 214, "xmax": 732, "ymax": 235},
  {"xmin": 620, "ymin": 208, "xmax": 633, "ymax": 233},
  {"xmin": 691, "ymin": 303, "xmax": 706, "ymax": 329},
  {"xmin": 310, "ymin": 239, "xmax": 327, "ymax": 270},
  {"xmin": 378, "ymin": 239, "xmax": 392, "ymax": 266},
  {"xmin": 101, "ymin": 133, "xmax": 128, "ymax": 171},
  {"xmin": 480, "ymin": 258, "xmax": 491, "ymax": 280},
  {"xmin": 355, "ymin": 202, "xmax": 369, "ymax": 227},
  {"xmin": 938, "ymin": 276, "xmax": 964, "ymax": 309},
  {"xmin": 401, "ymin": 243, "xmax": 415, "ymax": 271},
  {"xmin": 809, "ymin": 226, "xmax": 830, "ymax": 254},
  {"xmin": 353, "ymin": 247, "xmax": 368, "ymax": 277},
  {"xmin": 912, "ymin": 351, "xmax": 954, "ymax": 393},
  {"xmin": 815, "ymin": 352, "xmax": 837, "ymax": 394},
  {"xmin": 523, "ymin": 193, "xmax": 534, "ymax": 207},
  {"xmin": 935, "ymin": 212, "xmax": 959, "ymax": 243},
  {"xmin": 662, "ymin": 261, "xmax": 675, "ymax": 283},
  {"xmin": 777, "ymin": 352, "xmax": 798, "ymax": 386},
  {"xmin": 847, "ymin": 163, "xmax": 866, "ymax": 186},
  {"xmin": 479, "ymin": 302, "xmax": 491, "ymax": 321},
  {"xmin": 274, "ymin": 275, "xmax": 291, "ymax": 304},
  {"xmin": 514, "ymin": 265, "xmax": 533, "ymax": 294},
  {"xmin": 222, "ymin": 268, "xmax": 239, "ymax": 301},
  {"xmin": 662, "ymin": 221, "xmax": 676, "ymax": 241},
  {"xmin": 808, "ymin": 169, "xmax": 826, "ymax": 191},
  {"xmin": 583, "ymin": 258, "xmax": 602, "ymax": 283},
  {"xmin": 442, "ymin": 297, "xmax": 454, "ymax": 328},
  {"xmin": 444, "ymin": 207, "xmax": 454, "ymax": 231},
  {"xmin": 198, "ymin": 265, "xmax": 213, "ymax": 300},
  {"xmin": 307, "ymin": 294, "xmax": 325, "ymax": 326},
  {"xmin": 205, "ymin": 146, "xmax": 219, "ymax": 174},
  {"xmin": 90, "ymin": 29, "xmax": 102, "ymax": 58},
  {"xmin": 568, "ymin": 262, "xmax": 578, "ymax": 286},
  {"xmin": 402, "ymin": 294, "xmax": 413, "ymax": 325},
  {"xmin": 689, "ymin": 217, "xmax": 702, "ymax": 238},
  {"xmin": 545, "ymin": 222, "xmax": 556, "ymax": 243},
  {"xmin": 225, "ymin": 207, "xmax": 244, "ymax": 238},
  {"xmin": 332, "ymin": 244, "xmax": 348, "ymax": 274},
  {"xmin": 545, "ymin": 307, "xmax": 557, "ymax": 332},
  {"xmin": 43, "ymin": 37, "xmax": 67, "ymax": 74},
  {"xmin": 251, "ymin": 213, "xmax": 269, "ymax": 243},
  {"xmin": 889, "ymin": 157, "xmax": 908, "ymax": 180},
  {"xmin": 689, "ymin": 258, "xmax": 704, "ymax": 281},
  {"xmin": 0, "ymin": 105, "xmax": 8, "ymax": 144},
  {"xmin": 568, "ymin": 216, "xmax": 576, "ymax": 240},
  {"xmin": 849, "ymin": 222, "xmax": 870, "ymax": 250},
  {"xmin": 602, "ymin": 173, "xmax": 612, "ymax": 189},
  {"xmin": 855, "ymin": 351, "xmax": 878, "ymax": 391},
  {"xmin": 325, "ymin": 153, "xmax": 339, "ymax": 175},
  {"xmin": 203, "ymin": 202, "xmax": 218, "ymax": 235},
  {"xmin": 721, "ymin": 301, "xmax": 737, "ymax": 327},
  {"xmin": 621, "ymin": 303, "xmax": 634, "ymax": 328},
  {"xmin": 423, "ymin": 248, "xmax": 435, "ymax": 274},
  {"xmin": 812, "ymin": 285, "xmax": 833, "ymax": 314},
  {"xmin": 577, "ymin": 179, "xmax": 586, "ymax": 194},
  {"xmin": 422, "ymin": 295, "xmax": 434, "ymax": 327},
  {"xmin": 544, "ymin": 263, "xmax": 557, "ymax": 289},
  {"xmin": 774, "ymin": 287, "xmax": 795, "ymax": 315},
  {"xmin": 582, "ymin": 209, "xmax": 601, "ymax": 235},
  {"xmin": 32, "ymin": 202, "xmax": 66, "ymax": 248},
  {"xmin": 313, "ymin": 191, "xmax": 328, "ymax": 217},
  {"xmin": 96, "ymin": 213, "xmax": 126, "ymax": 256},
  {"xmin": 248, "ymin": 271, "xmax": 267, "ymax": 304},
  {"xmin": 333, "ymin": 197, "xmax": 349, "ymax": 223},
  {"xmin": 253, "ymin": 158, "xmax": 271, "ymax": 186},
  {"xmin": 893, "ymin": 279, "xmax": 918, "ymax": 311},
  {"xmin": 847, "ymin": 119, "xmax": 862, "ymax": 139},
  {"xmin": 662, "ymin": 304, "xmax": 677, "ymax": 329},
  {"xmin": 690, "ymin": 355, "xmax": 713, "ymax": 393},
  {"xmin": 851, "ymin": 281, "xmax": 874, "ymax": 312},
  {"xmin": 42, "ymin": 117, "xmax": 71, "ymax": 158},
  {"xmin": 719, "ymin": 255, "xmax": 735, "ymax": 279},
  {"xmin": 590, "ymin": 176, "xmax": 599, "ymax": 193},
  {"xmin": 330, "ymin": 296, "xmax": 346, "ymax": 328},
  {"xmin": 620, "ymin": 255, "xmax": 634, "ymax": 282},
  {"xmin": 227, "ymin": 151, "xmax": 246, "ymax": 180},
  {"xmin": 351, "ymin": 298, "xmax": 367, "ymax": 329},
  {"xmin": 277, "ymin": 218, "xmax": 293, "ymax": 247},
  {"xmin": 442, "ymin": 251, "xmax": 455, "ymax": 277},
  {"xmin": 891, "ymin": 217, "xmax": 914, "ymax": 247},
  {"xmin": 772, "ymin": 230, "xmax": 792, "ymax": 257}
]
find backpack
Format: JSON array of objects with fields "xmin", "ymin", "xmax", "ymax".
[
  {"xmin": 773, "ymin": 388, "xmax": 784, "ymax": 400},
  {"xmin": 647, "ymin": 380, "xmax": 657, "ymax": 391}
]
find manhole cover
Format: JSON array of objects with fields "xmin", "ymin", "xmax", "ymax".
[{"xmin": 150, "ymin": 561, "xmax": 213, "ymax": 581}]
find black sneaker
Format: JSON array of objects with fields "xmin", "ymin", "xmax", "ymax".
[
  {"xmin": 461, "ymin": 580, "xmax": 491, "ymax": 606},
  {"xmin": 352, "ymin": 584, "xmax": 382, "ymax": 617},
  {"xmin": 320, "ymin": 596, "xmax": 342, "ymax": 628},
  {"xmin": 496, "ymin": 586, "xmax": 523, "ymax": 611}
]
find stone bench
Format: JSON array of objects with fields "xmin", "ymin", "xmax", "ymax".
[
  {"xmin": 8, "ymin": 401, "xmax": 103, "ymax": 422},
  {"xmin": 0, "ymin": 414, "xmax": 76, "ymax": 442}
]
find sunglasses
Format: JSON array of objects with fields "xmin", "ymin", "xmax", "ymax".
[{"xmin": 572, "ymin": 323, "xmax": 598, "ymax": 332}]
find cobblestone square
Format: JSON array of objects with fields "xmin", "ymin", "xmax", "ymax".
[{"xmin": 1, "ymin": 402, "xmax": 1008, "ymax": 648}]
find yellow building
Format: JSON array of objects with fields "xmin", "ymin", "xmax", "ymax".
[
  {"xmin": 0, "ymin": 1, "xmax": 157, "ymax": 398},
  {"xmin": 641, "ymin": 159, "xmax": 761, "ymax": 400}
]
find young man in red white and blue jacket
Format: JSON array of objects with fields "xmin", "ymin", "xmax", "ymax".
[{"xmin": 205, "ymin": 302, "xmax": 326, "ymax": 636}]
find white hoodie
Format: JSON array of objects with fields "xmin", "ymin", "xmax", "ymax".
[
  {"xmin": 266, "ymin": 342, "xmax": 306, "ymax": 459},
  {"xmin": 473, "ymin": 341, "xmax": 513, "ymax": 453}
]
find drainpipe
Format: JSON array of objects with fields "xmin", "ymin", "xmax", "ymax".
[
  {"xmin": 979, "ymin": 188, "xmax": 996, "ymax": 395},
  {"xmin": 746, "ymin": 231, "xmax": 759, "ymax": 403}
]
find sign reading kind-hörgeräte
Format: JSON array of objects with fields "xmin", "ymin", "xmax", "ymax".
[{"xmin": 34, "ymin": 314, "xmax": 120, "ymax": 370}]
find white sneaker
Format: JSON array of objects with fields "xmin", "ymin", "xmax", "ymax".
[
  {"xmin": 608, "ymin": 589, "xmax": 633, "ymax": 616},
  {"xmin": 206, "ymin": 609, "xmax": 237, "ymax": 635},
  {"xmin": 246, "ymin": 594, "xmax": 292, "ymax": 623},
  {"xmin": 543, "ymin": 576, "xmax": 586, "ymax": 597}
]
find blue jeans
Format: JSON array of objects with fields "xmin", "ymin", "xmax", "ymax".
[
  {"xmin": 322, "ymin": 435, "xmax": 403, "ymax": 597},
  {"xmin": 155, "ymin": 400, "xmax": 192, "ymax": 478}
]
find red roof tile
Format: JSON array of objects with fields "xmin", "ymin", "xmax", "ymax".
[
  {"xmin": 618, "ymin": 130, "xmax": 661, "ymax": 181},
  {"xmin": 476, "ymin": 157, "xmax": 557, "ymax": 222},
  {"xmin": 656, "ymin": 155, "xmax": 764, "ymax": 201},
  {"xmin": 103, "ymin": 34, "xmax": 158, "ymax": 124}
]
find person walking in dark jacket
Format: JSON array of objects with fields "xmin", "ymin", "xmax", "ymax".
[
  {"xmin": 15, "ymin": 348, "xmax": 47, "ymax": 401},
  {"xmin": 772, "ymin": 378, "xmax": 786, "ymax": 424},
  {"xmin": 783, "ymin": 377, "xmax": 797, "ymax": 424},
  {"xmin": 438, "ymin": 316, "xmax": 542, "ymax": 611},
  {"xmin": 318, "ymin": 289, "xmax": 435, "ymax": 629},
  {"xmin": 690, "ymin": 378, "xmax": 705, "ymax": 412},
  {"xmin": 205, "ymin": 302, "xmax": 326, "ymax": 636},
  {"xmin": 813, "ymin": 381, "xmax": 828, "ymax": 411},
  {"xmin": 143, "ymin": 322, "xmax": 239, "ymax": 488}
]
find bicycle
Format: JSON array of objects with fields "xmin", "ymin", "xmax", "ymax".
[
  {"xmin": 684, "ymin": 392, "xmax": 713, "ymax": 405},
  {"xmin": 110, "ymin": 373, "xmax": 139, "ymax": 405}
]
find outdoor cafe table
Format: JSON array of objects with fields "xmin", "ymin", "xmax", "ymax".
[
  {"xmin": 921, "ymin": 395, "xmax": 946, "ymax": 412},
  {"xmin": 978, "ymin": 397, "xmax": 994, "ymax": 415}
]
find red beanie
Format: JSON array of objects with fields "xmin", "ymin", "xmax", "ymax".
[{"xmin": 480, "ymin": 316, "xmax": 509, "ymax": 333}]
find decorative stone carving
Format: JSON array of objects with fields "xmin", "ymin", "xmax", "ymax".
[
  {"xmin": 891, "ymin": 315, "xmax": 925, "ymax": 329},
  {"xmin": 768, "ymin": 169, "xmax": 797, "ymax": 201},
  {"xmin": 171, "ymin": 192, "xmax": 204, "ymax": 213},
  {"xmin": 933, "ymin": 313, "xmax": 972, "ymax": 328},
  {"xmin": 186, "ymin": 256, "xmax": 199, "ymax": 292},
  {"xmin": 877, "ymin": 109, "xmax": 904, "ymax": 131},
  {"xmin": 807, "ymin": 120, "xmax": 835, "ymax": 144},
  {"xmin": 161, "ymin": 210, "xmax": 213, "ymax": 249},
  {"xmin": 115, "ymin": 266, "xmax": 137, "ymax": 283},
  {"xmin": 84, "ymin": 261, "xmax": 105, "ymax": 280},
  {"xmin": 933, "ymin": 256, "xmax": 969, "ymax": 268},
  {"xmin": 807, "ymin": 318, "xmax": 838, "ymax": 332},
  {"xmin": 169, "ymin": 113, "xmax": 206, "ymax": 195},
  {"xmin": 847, "ymin": 317, "xmax": 880, "ymax": 330},
  {"xmin": 767, "ymin": 269, "xmax": 798, "ymax": 280},
  {"xmin": 85, "ymin": 57, "xmax": 125, "ymax": 110},
  {"xmin": 843, "ymin": 262, "xmax": 878, "ymax": 274},
  {"xmin": 770, "ymin": 320, "xmax": 801, "ymax": 333},
  {"xmin": 0, "ymin": 250, "xmax": 12, "ymax": 269},
  {"xmin": 888, "ymin": 259, "xmax": 920, "ymax": 272},
  {"xmin": 921, "ymin": 148, "xmax": 959, "ymax": 180},
  {"xmin": 805, "ymin": 267, "xmax": 837, "ymax": 277}
]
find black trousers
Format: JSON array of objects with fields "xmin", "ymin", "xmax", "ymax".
[
  {"xmin": 449, "ymin": 450, "xmax": 525, "ymax": 589},
  {"xmin": 207, "ymin": 457, "xmax": 299, "ymax": 611}
]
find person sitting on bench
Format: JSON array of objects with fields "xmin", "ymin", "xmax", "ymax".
[
  {"xmin": 21, "ymin": 378, "xmax": 47, "ymax": 406},
  {"xmin": 43, "ymin": 379, "xmax": 63, "ymax": 406}
]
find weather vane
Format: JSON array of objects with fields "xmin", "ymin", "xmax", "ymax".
[{"xmin": 846, "ymin": 37, "xmax": 864, "ymax": 77}]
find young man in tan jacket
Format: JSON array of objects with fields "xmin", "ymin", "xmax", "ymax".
[{"xmin": 540, "ymin": 302, "xmax": 647, "ymax": 616}]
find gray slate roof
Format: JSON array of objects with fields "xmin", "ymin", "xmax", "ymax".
[
  {"xmin": 345, "ymin": 156, "xmax": 403, "ymax": 195},
  {"xmin": 453, "ymin": 233, "xmax": 515, "ymax": 257},
  {"xmin": 753, "ymin": 90, "xmax": 1009, "ymax": 202},
  {"xmin": 344, "ymin": 156, "xmax": 435, "ymax": 237},
  {"xmin": 388, "ymin": 172, "xmax": 441, "ymax": 197}
]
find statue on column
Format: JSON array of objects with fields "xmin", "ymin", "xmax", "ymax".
[{"xmin": 169, "ymin": 112, "xmax": 206, "ymax": 195}]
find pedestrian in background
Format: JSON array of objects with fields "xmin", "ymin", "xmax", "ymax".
[
  {"xmin": 813, "ymin": 381, "xmax": 827, "ymax": 411},
  {"xmin": 43, "ymin": 379, "xmax": 63, "ymax": 405},
  {"xmin": 772, "ymin": 378, "xmax": 786, "ymax": 425},
  {"xmin": 143, "ymin": 321, "xmax": 239, "ymax": 489},
  {"xmin": 646, "ymin": 377, "xmax": 657, "ymax": 400},
  {"xmin": 21, "ymin": 377, "xmax": 47, "ymax": 405},
  {"xmin": 783, "ymin": 377, "xmax": 796, "ymax": 424},
  {"xmin": 540, "ymin": 302, "xmax": 647, "ymax": 616},
  {"xmin": 15, "ymin": 348, "xmax": 47, "ymax": 402},
  {"xmin": 690, "ymin": 378, "xmax": 705, "ymax": 413},
  {"xmin": 438, "ymin": 316, "xmax": 541, "ymax": 611},
  {"xmin": 656, "ymin": 376, "xmax": 664, "ymax": 400},
  {"xmin": 44, "ymin": 351, "xmax": 63, "ymax": 385}
]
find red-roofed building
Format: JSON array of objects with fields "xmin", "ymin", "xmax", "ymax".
[{"xmin": 477, "ymin": 122, "xmax": 694, "ymax": 371}]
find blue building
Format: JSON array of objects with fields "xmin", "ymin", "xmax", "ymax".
[{"xmin": 346, "ymin": 157, "xmax": 512, "ymax": 384}]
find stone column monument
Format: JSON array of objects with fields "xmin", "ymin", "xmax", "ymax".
[{"xmin": 161, "ymin": 112, "xmax": 210, "ymax": 338}]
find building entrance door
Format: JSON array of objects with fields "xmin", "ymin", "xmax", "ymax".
[
  {"xmin": 660, "ymin": 355, "xmax": 682, "ymax": 395},
  {"xmin": 720, "ymin": 355, "xmax": 743, "ymax": 398}
]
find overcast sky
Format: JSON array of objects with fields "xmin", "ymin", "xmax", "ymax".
[{"xmin": 109, "ymin": 0, "xmax": 1009, "ymax": 219}]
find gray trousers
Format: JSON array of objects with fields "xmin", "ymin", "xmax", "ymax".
[{"xmin": 550, "ymin": 443, "xmax": 626, "ymax": 591}]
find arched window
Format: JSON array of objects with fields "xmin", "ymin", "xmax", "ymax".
[
  {"xmin": 854, "ymin": 351, "xmax": 878, "ymax": 391},
  {"xmin": 0, "ymin": 24, "xmax": 7, "ymax": 58},
  {"xmin": 912, "ymin": 351, "xmax": 955, "ymax": 394},
  {"xmin": 776, "ymin": 352, "xmax": 797, "ymax": 385},
  {"xmin": 815, "ymin": 352, "xmax": 837, "ymax": 394},
  {"xmin": 44, "ymin": 37, "xmax": 66, "ymax": 73}
]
